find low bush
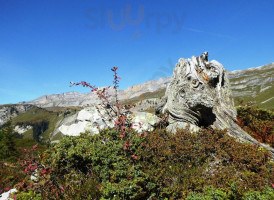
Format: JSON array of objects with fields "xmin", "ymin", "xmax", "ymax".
[
  {"xmin": 11, "ymin": 127, "xmax": 273, "ymax": 199},
  {"xmin": 15, "ymin": 191, "xmax": 42, "ymax": 200},
  {"xmin": 0, "ymin": 122, "xmax": 47, "ymax": 196},
  {"xmin": 0, "ymin": 162, "xmax": 25, "ymax": 195},
  {"xmin": 237, "ymin": 106, "xmax": 274, "ymax": 147},
  {"xmin": 138, "ymin": 128, "xmax": 273, "ymax": 199},
  {"xmin": 187, "ymin": 186, "xmax": 274, "ymax": 200}
]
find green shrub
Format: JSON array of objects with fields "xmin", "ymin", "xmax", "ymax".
[
  {"xmin": 187, "ymin": 187, "xmax": 228, "ymax": 200},
  {"xmin": 237, "ymin": 106, "xmax": 274, "ymax": 147},
  {"xmin": 50, "ymin": 129, "xmax": 156, "ymax": 199},
  {"xmin": 32, "ymin": 120, "xmax": 49, "ymax": 142},
  {"xmin": 137, "ymin": 128, "xmax": 273, "ymax": 198},
  {"xmin": 0, "ymin": 121, "xmax": 47, "ymax": 195},
  {"xmin": 0, "ymin": 163, "xmax": 26, "ymax": 195},
  {"xmin": 11, "ymin": 108, "xmax": 274, "ymax": 199},
  {"xmin": 242, "ymin": 187, "xmax": 274, "ymax": 200},
  {"xmin": 16, "ymin": 190, "xmax": 42, "ymax": 200},
  {"xmin": 0, "ymin": 121, "xmax": 17, "ymax": 160},
  {"xmin": 187, "ymin": 186, "xmax": 274, "ymax": 200}
]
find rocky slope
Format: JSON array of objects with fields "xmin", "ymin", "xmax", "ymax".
[
  {"xmin": 0, "ymin": 104, "xmax": 34, "ymax": 126},
  {"xmin": 26, "ymin": 91, "xmax": 100, "ymax": 108},
  {"xmin": 24, "ymin": 77, "xmax": 171, "ymax": 108},
  {"xmin": 23, "ymin": 63, "xmax": 273, "ymax": 109},
  {"xmin": 229, "ymin": 63, "xmax": 274, "ymax": 109}
]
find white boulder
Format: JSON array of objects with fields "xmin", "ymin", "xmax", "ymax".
[
  {"xmin": 130, "ymin": 112, "xmax": 160, "ymax": 133},
  {"xmin": 58, "ymin": 105, "xmax": 160, "ymax": 136},
  {"xmin": 58, "ymin": 105, "xmax": 115, "ymax": 136},
  {"xmin": 0, "ymin": 188, "xmax": 17, "ymax": 200},
  {"xmin": 14, "ymin": 125, "xmax": 32, "ymax": 134}
]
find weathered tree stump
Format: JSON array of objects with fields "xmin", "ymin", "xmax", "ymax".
[{"xmin": 165, "ymin": 52, "xmax": 274, "ymax": 157}]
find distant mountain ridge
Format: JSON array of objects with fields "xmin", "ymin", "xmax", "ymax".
[
  {"xmin": 24, "ymin": 77, "xmax": 172, "ymax": 108},
  {"xmin": 24, "ymin": 63, "xmax": 274, "ymax": 109}
]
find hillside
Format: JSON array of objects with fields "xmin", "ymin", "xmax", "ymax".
[
  {"xmin": 229, "ymin": 63, "xmax": 274, "ymax": 109},
  {"xmin": 0, "ymin": 105, "xmax": 81, "ymax": 142}
]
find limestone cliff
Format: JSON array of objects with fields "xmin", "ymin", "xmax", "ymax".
[{"xmin": 0, "ymin": 104, "xmax": 34, "ymax": 126}]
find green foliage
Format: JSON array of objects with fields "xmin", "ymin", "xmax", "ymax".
[
  {"xmin": 32, "ymin": 120, "xmax": 49, "ymax": 142},
  {"xmin": 13, "ymin": 126, "xmax": 273, "ymax": 199},
  {"xmin": 0, "ymin": 139, "xmax": 48, "ymax": 195},
  {"xmin": 12, "ymin": 107, "xmax": 54, "ymax": 125},
  {"xmin": 51, "ymin": 129, "xmax": 155, "ymax": 199},
  {"xmin": 16, "ymin": 190, "xmax": 42, "ymax": 200},
  {"xmin": 0, "ymin": 121, "xmax": 17, "ymax": 160},
  {"xmin": 242, "ymin": 187, "xmax": 274, "ymax": 200},
  {"xmin": 187, "ymin": 187, "xmax": 229, "ymax": 200},
  {"xmin": 187, "ymin": 186, "xmax": 274, "ymax": 200},
  {"xmin": 58, "ymin": 170, "xmax": 101, "ymax": 199},
  {"xmin": 138, "ymin": 128, "xmax": 274, "ymax": 199},
  {"xmin": 237, "ymin": 106, "xmax": 274, "ymax": 147},
  {"xmin": 0, "ymin": 162, "xmax": 25, "ymax": 195},
  {"xmin": 0, "ymin": 121, "xmax": 47, "ymax": 195}
]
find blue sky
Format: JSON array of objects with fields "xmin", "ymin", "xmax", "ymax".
[{"xmin": 0, "ymin": 0, "xmax": 273, "ymax": 104}]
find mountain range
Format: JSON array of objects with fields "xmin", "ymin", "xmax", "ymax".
[{"xmin": 24, "ymin": 62, "xmax": 274, "ymax": 109}]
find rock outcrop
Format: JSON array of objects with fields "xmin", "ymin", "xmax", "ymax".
[
  {"xmin": 164, "ymin": 52, "xmax": 274, "ymax": 156},
  {"xmin": 128, "ymin": 112, "xmax": 160, "ymax": 133},
  {"xmin": 14, "ymin": 125, "xmax": 32, "ymax": 134},
  {"xmin": 0, "ymin": 104, "xmax": 34, "ymax": 126},
  {"xmin": 58, "ymin": 106, "xmax": 116, "ymax": 136},
  {"xmin": 57, "ymin": 105, "xmax": 160, "ymax": 136}
]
